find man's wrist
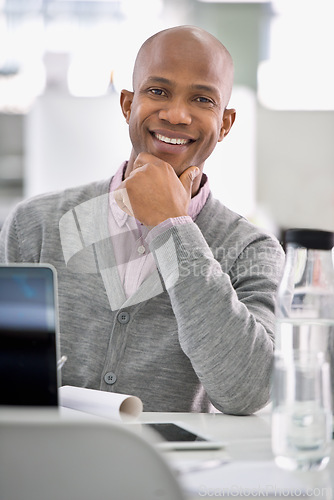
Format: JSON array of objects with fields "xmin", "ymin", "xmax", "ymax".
[{"xmin": 145, "ymin": 216, "xmax": 192, "ymax": 245}]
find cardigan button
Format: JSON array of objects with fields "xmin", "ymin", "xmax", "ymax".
[
  {"xmin": 104, "ymin": 372, "xmax": 117, "ymax": 385},
  {"xmin": 117, "ymin": 311, "xmax": 130, "ymax": 324}
]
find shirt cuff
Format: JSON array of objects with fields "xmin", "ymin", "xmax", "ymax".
[{"xmin": 145, "ymin": 216, "xmax": 193, "ymax": 246}]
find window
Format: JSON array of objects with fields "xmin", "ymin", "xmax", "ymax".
[{"xmin": 258, "ymin": 0, "xmax": 334, "ymax": 110}]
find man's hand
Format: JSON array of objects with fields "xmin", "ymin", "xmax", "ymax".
[{"xmin": 114, "ymin": 153, "xmax": 200, "ymax": 227}]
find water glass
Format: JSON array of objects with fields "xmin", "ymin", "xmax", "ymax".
[{"xmin": 272, "ymin": 352, "xmax": 332, "ymax": 471}]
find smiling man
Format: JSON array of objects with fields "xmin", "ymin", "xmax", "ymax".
[{"xmin": 0, "ymin": 26, "xmax": 284, "ymax": 415}]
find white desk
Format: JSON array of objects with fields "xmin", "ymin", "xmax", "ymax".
[
  {"xmin": 138, "ymin": 409, "xmax": 332, "ymax": 498},
  {"xmin": 61, "ymin": 405, "xmax": 334, "ymax": 499},
  {"xmin": 138, "ymin": 407, "xmax": 272, "ymax": 460}
]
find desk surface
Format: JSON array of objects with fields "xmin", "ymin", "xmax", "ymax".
[
  {"xmin": 61, "ymin": 405, "xmax": 334, "ymax": 499},
  {"xmin": 138, "ymin": 407, "xmax": 272, "ymax": 461}
]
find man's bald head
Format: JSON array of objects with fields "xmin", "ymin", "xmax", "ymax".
[{"xmin": 132, "ymin": 25, "xmax": 234, "ymax": 108}]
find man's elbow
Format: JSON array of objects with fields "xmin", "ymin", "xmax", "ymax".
[{"xmin": 212, "ymin": 384, "xmax": 271, "ymax": 416}]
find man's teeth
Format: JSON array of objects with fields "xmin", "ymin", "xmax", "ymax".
[{"xmin": 155, "ymin": 133, "xmax": 188, "ymax": 145}]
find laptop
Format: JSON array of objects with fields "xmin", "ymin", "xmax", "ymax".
[{"xmin": 0, "ymin": 264, "xmax": 60, "ymax": 406}]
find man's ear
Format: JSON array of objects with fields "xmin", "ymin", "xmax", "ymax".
[
  {"xmin": 218, "ymin": 108, "xmax": 236, "ymax": 142},
  {"xmin": 120, "ymin": 89, "xmax": 134, "ymax": 124}
]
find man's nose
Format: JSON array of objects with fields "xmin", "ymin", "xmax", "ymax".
[{"xmin": 158, "ymin": 98, "xmax": 192, "ymax": 125}]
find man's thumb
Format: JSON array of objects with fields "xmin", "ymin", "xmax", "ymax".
[{"xmin": 179, "ymin": 166, "xmax": 200, "ymax": 194}]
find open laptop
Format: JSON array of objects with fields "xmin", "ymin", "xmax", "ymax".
[{"xmin": 0, "ymin": 264, "xmax": 60, "ymax": 406}]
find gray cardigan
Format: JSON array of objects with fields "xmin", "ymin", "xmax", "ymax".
[{"xmin": 0, "ymin": 178, "xmax": 285, "ymax": 414}]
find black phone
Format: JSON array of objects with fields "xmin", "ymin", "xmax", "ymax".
[
  {"xmin": 0, "ymin": 264, "xmax": 59, "ymax": 406},
  {"xmin": 143, "ymin": 422, "xmax": 224, "ymax": 450}
]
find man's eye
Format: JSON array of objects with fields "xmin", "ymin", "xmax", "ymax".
[
  {"xmin": 149, "ymin": 88, "xmax": 166, "ymax": 96},
  {"xmin": 195, "ymin": 96, "xmax": 213, "ymax": 104}
]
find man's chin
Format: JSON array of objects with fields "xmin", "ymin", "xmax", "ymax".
[{"xmin": 151, "ymin": 150, "xmax": 193, "ymax": 173}]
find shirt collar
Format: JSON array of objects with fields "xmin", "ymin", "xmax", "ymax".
[
  {"xmin": 109, "ymin": 161, "xmax": 210, "ymax": 228},
  {"xmin": 109, "ymin": 162, "xmax": 129, "ymax": 227},
  {"xmin": 188, "ymin": 172, "xmax": 210, "ymax": 220}
]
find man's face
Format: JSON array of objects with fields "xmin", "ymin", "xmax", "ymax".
[{"xmin": 122, "ymin": 33, "xmax": 234, "ymax": 177}]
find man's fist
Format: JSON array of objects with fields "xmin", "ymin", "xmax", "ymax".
[{"xmin": 114, "ymin": 153, "xmax": 200, "ymax": 227}]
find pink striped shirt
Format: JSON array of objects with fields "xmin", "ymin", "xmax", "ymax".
[{"xmin": 109, "ymin": 162, "xmax": 210, "ymax": 298}]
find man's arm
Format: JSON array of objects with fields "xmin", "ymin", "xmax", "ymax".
[
  {"xmin": 148, "ymin": 219, "xmax": 284, "ymax": 415},
  {"xmin": 0, "ymin": 208, "xmax": 25, "ymax": 263}
]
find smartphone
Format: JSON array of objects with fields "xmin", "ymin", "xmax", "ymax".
[
  {"xmin": 0, "ymin": 264, "xmax": 60, "ymax": 406},
  {"xmin": 142, "ymin": 422, "xmax": 224, "ymax": 450}
]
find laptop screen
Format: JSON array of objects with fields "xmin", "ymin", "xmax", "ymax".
[{"xmin": 0, "ymin": 265, "xmax": 59, "ymax": 406}]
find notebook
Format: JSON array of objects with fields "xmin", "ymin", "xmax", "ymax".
[{"xmin": 0, "ymin": 264, "xmax": 60, "ymax": 406}]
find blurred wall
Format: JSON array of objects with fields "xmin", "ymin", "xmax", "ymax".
[
  {"xmin": 0, "ymin": 113, "xmax": 23, "ymax": 223},
  {"xmin": 257, "ymin": 107, "xmax": 334, "ymax": 232}
]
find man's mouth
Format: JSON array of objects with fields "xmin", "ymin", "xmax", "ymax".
[{"xmin": 152, "ymin": 132, "xmax": 193, "ymax": 146}]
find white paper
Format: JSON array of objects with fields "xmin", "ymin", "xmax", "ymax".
[{"xmin": 59, "ymin": 386, "xmax": 143, "ymax": 421}]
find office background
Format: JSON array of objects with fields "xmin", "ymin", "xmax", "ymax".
[{"xmin": 0, "ymin": 0, "xmax": 333, "ymax": 236}]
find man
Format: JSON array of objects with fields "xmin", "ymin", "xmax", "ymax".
[{"xmin": 0, "ymin": 26, "xmax": 284, "ymax": 414}]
